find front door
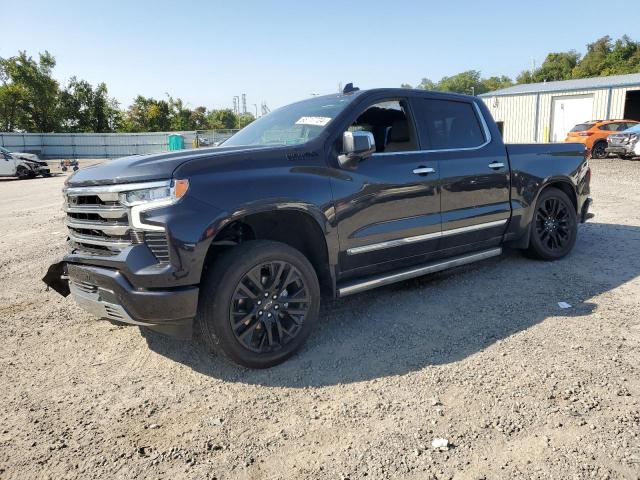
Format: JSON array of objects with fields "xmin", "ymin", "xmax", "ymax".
[
  {"xmin": 0, "ymin": 152, "xmax": 17, "ymax": 176},
  {"xmin": 330, "ymin": 98, "xmax": 441, "ymax": 278},
  {"xmin": 410, "ymin": 95, "xmax": 510, "ymax": 253}
]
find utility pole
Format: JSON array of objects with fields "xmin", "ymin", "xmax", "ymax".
[
  {"xmin": 253, "ymin": 104, "xmax": 258, "ymax": 118},
  {"xmin": 241, "ymin": 94, "xmax": 247, "ymax": 114}
]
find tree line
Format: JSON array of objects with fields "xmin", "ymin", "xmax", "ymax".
[
  {"xmin": 0, "ymin": 51, "xmax": 254, "ymax": 133},
  {"xmin": 401, "ymin": 35, "xmax": 640, "ymax": 95}
]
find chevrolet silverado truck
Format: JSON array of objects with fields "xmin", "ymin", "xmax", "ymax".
[{"xmin": 43, "ymin": 87, "xmax": 592, "ymax": 368}]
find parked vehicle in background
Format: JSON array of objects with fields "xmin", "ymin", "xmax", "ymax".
[
  {"xmin": 606, "ymin": 124, "xmax": 640, "ymax": 159},
  {"xmin": 43, "ymin": 87, "xmax": 592, "ymax": 368},
  {"xmin": 0, "ymin": 147, "xmax": 40, "ymax": 179},
  {"xmin": 565, "ymin": 119, "xmax": 639, "ymax": 158},
  {"xmin": 9, "ymin": 151, "xmax": 51, "ymax": 177}
]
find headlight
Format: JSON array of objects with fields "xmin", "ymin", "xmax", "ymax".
[
  {"xmin": 119, "ymin": 179, "xmax": 189, "ymax": 206},
  {"xmin": 121, "ymin": 179, "xmax": 189, "ymax": 232}
]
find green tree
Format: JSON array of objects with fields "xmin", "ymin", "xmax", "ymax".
[
  {"xmin": 0, "ymin": 83, "xmax": 28, "ymax": 131},
  {"xmin": 190, "ymin": 106, "xmax": 209, "ymax": 130},
  {"xmin": 515, "ymin": 69, "xmax": 535, "ymax": 84},
  {"xmin": 0, "ymin": 51, "xmax": 60, "ymax": 131},
  {"xmin": 480, "ymin": 75, "xmax": 513, "ymax": 92},
  {"xmin": 572, "ymin": 35, "xmax": 640, "ymax": 77},
  {"xmin": 417, "ymin": 78, "xmax": 437, "ymax": 90},
  {"xmin": 237, "ymin": 112, "xmax": 255, "ymax": 128},
  {"xmin": 207, "ymin": 109, "xmax": 237, "ymax": 129},
  {"xmin": 517, "ymin": 51, "xmax": 581, "ymax": 84},
  {"xmin": 58, "ymin": 77, "xmax": 121, "ymax": 132},
  {"xmin": 123, "ymin": 96, "xmax": 171, "ymax": 132},
  {"xmin": 439, "ymin": 70, "xmax": 487, "ymax": 94}
]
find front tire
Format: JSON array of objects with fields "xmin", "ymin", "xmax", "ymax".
[
  {"xmin": 527, "ymin": 187, "xmax": 577, "ymax": 260},
  {"xmin": 16, "ymin": 166, "xmax": 32, "ymax": 180},
  {"xmin": 197, "ymin": 240, "xmax": 320, "ymax": 368}
]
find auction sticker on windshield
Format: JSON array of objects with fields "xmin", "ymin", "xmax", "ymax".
[{"xmin": 295, "ymin": 116, "xmax": 331, "ymax": 126}]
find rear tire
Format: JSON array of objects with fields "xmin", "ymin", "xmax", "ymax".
[
  {"xmin": 527, "ymin": 187, "xmax": 577, "ymax": 260},
  {"xmin": 196, "ymin": 240, "xmax": 320, "ymax": 368},
  {"xmin": 591, "ymin": 141, "xmax": 607, "ymax": 159}
]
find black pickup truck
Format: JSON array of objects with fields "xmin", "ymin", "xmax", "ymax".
[{"xmin": 44, "ymin": 87, "xmax": 592, "ymax": 368}]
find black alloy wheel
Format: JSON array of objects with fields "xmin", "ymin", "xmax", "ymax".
[
  {"xmin": 197, "ymin": 240, "xmax": 320, "ymax": 368},
  {"xmin": 591, "ymin": 142, "xmax": 607, "ymax": 159},
  {"xmin": 229, "ymin": 261, "xmax": 310, "ymax": 354},
  {"xmin": 528, "ymin": 188, "xmax": 577, "ymax": 260}
]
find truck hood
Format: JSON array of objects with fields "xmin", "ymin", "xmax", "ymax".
[{"xmin": 65, "ymin": 145, "xmax": 272, "ymax": 186}]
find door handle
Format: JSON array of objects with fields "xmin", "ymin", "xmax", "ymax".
[
  {"xmin": 413, "ymin": 167, "xmax": 436, "ymax": 175},
  {"xmin": 488, "ymin": 162, "xmax": 505, "ymax": 169}
]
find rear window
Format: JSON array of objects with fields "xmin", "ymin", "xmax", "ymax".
[{"xmin": 570, "ymin": 123, "xmax": 595, "ymax": 132}]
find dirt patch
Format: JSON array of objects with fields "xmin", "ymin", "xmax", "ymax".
[{"xmin": 1, "ymin": 159, "xmax": 639, "ymax": 479}]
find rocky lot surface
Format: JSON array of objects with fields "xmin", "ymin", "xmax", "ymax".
[{"xmin": 0, "ymin": 158, "xmax": 639, "ymax": 479}]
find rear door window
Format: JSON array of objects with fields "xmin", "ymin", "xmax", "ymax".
[{"xmin": 411, "ymin": 98, "xmax": 486, "ymax": 150}]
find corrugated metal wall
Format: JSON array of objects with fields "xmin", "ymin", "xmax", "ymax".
[
  {"xmin": 0, "ymin": 130, "xmax": 238, "ymax": 158},
  {"xmin": 482, "ymin": 86, "xmax": 640, "ymax": 143}
]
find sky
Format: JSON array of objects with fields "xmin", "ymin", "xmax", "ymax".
[{"xmin": 1, "ymin": 0, "xmax": 638, "ymax": 112}]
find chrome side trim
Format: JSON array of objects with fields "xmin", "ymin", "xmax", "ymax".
[
  {"xmin": 338, "ymin": 248, "xmax": 502, "ymax": 297},
  {"xmin": 372, "ymin": 101, "xmax": 492, "ymax": 156},
  {"xmin": 347, "ymin": 231, "xmax": 441, "ymax": 255},
  {"xmin": 346, "ymin": 219, "xmax": 507, "ymax": 255},
  {"xmin": 441, "ymin": 219, "xmax": 507, "ymax": 237}
]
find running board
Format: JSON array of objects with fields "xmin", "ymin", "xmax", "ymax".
[{"xmin": 337, "ymin": 247, "xmax": 502, "ymax": 297}]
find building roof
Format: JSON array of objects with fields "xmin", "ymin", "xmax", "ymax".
[{"xmin": 479, "ymin": 73, "xmax": 640, "ymax": 97}]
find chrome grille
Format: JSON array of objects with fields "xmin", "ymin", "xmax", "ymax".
[
  {"xmin": 63, "ymin": 182, "xmax": 172, "ymax": 263},
  {"xmin": 64, "ymin": 187, "xmax": 132, "ymax": 255}
]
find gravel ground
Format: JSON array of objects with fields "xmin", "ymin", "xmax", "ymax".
[{"xmin": 0, "ymin": 159, "xmax": 639, "ymax": 480}]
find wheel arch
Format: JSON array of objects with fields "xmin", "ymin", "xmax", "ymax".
[
  {"xmin": 204, "ymin": 206, "xmax": 335, "ymax": 297},
  {"xmin": 507, "ymin": 177, "xmax": 578, "ymax": 249}
]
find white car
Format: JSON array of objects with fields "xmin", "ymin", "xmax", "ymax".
[
  {"xmin": 0, "ymin": 147, "xmax": 51, "ymax": 178},
  {"xmin": 0, "ymin": 147, "xmax": 40, "ymax": 179}
]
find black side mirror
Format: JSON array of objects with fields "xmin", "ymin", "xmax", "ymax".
[{"xmin": 338, "ymin": 131, "xmax": 376, "ymax": 169}]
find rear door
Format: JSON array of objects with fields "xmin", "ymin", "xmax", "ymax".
[
  {"xmin": 330, "ymin": 97, "xmax": 441, "ymax": 276},
  {"xmin": 410, "ymin": 96, "xmax": 510, "ymax": 253}
]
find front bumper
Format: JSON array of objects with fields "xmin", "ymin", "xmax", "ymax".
[{"xmin": 45, "ymin": 261, "xmax": 198, "ymax": 338}]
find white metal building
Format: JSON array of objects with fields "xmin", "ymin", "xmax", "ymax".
[{"xmin": 479, "ymin": 73, "xmax": 640, "ymax": 143}]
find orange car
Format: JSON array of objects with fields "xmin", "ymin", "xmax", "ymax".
[{"xmin": 565, "ymin": 119, "xmax": 639, "ymax": 158}]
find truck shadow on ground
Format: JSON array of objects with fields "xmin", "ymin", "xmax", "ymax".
[{"xmin": 141, "ymin": 221, "xmax": 640, "ymax": 387}]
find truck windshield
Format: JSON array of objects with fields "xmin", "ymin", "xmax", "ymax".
[{"xmin": 223, "ymin": 95, "xmax": 355, "ymax": 147}]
